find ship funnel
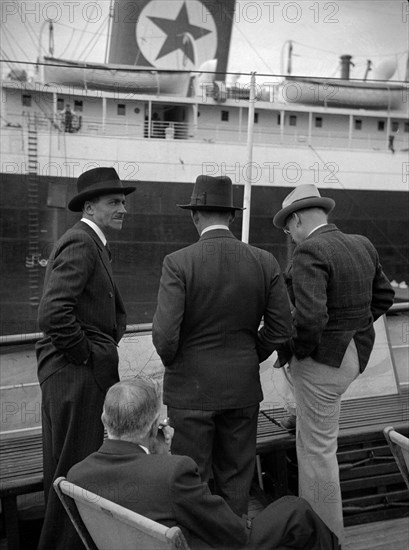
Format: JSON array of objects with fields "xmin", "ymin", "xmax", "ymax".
[
  {"xmin": 108, "ymin": 0, "xmax": 235, "ymax": 81},
  {"xmin": 340, "ymin": 55, "xmax": 353, "ymax": 79}
]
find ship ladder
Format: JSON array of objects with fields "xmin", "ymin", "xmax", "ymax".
[{"xmin": 26, "ymin": 113, "xmax": 41, "ymax": 308}]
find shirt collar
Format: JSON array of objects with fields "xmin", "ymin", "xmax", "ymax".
[
  {"xmin": 81, "ymin": 218, "xmax": 107, "ymax": 246},
  {"xmin": 201, "ymin": 224, "xmax": 229, "ymax": 236},
  {"xmin": 139, "ymin": 444, "xmax": 150, "ymax": 454},
  {"xmin": 307, "ymin": 223, "xmax": 328, "ymax": 238}
]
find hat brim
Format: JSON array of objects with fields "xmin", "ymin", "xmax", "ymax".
[
  {"xmin": 273, "ymin": 197, "xmax": 335, "ymax": 228},
  {"xmin": 177, "ymin": 204, "xmax": 243, "ymax": 211},
  {"xmin": 68, "ymin": 186, "xmax": 136, "ymax": 212}
]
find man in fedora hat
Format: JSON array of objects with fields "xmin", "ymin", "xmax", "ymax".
[
  {"xmin": 152, "ymin": 175, "xmax": 293, "ymax": 517},
  {"xmin": 36, "ymin": 167, "xmax": 135, "ymax": 549},
  {"xmin": 273, "ymin": 183, "xmax": 394, "ymax": 544}
]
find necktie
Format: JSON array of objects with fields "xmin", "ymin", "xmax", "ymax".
[{"xmin": 105, "ymin": 242, "xmax": 112, "ymax": 263}]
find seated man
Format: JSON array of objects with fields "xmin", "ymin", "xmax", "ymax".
[{"xmin": 68, "ymin": 377, "xmax": 339, "ymax": 550}]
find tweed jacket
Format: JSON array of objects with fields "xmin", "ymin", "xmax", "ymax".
[
  {"xmin": 152, "ymin": 229, "xmax": 292, "ymax": 410},
  {"xmin": 36, "ymin": 221, "xmax": 127, "ymax": 391},
  {"xmin": 67, "ymin": 439, "xmax": 250, "ymax": 550},
  {"xmin": 284, "ymin": 224, "xmax": 394, "ymax": 371}
]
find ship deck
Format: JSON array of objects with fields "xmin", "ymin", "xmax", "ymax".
[
  {"xmin": 248, "ymin": 502, "xmax": 409, "ymax": 550},
  {"xmin": 0, "ymin": 504, "xmax": 407, "ymax": 550},
  {"xmin": 0, "ymin": 303, "xmax": 408, "ymax": 549},
  {"xmin": 344, "ymin": 518, "xmax": 409, "ymax": 550}
]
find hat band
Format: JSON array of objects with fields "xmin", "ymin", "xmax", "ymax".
[
  {"xmin": 78, "ymin": 180, "xmax": 125, "ymax": 194},
  {"xmin": 282, "ymin": 194, "xmax": 321, "ymax": 208},
  {"xmin": 190, "ymin": 192, "xmax": 207, "ymax": 205}
]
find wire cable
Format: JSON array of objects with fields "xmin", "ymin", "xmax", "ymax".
[
  {"xmin": 308, "ymin": 144, "xmax": 409, "ymax": 265},
  {"xmin": 57, "ymin": 27, "xmax": 77, "ymax": 59},
  {"xmin": 2, "ymin": 59, "xmax": 407, "ymax": 86},
  {"xmin": 70, "ymin": 16, "xmax": 92, "ymax": 59},
  {"xmin": 217, "ymin": 2, "xmax": 276, "ymax": 74},
  {"xmin": 2, "ymin": 25, "xmax": 29, "ymax": 62},
  {"xmin": 77, "ymin": 15, "xmax": 109, "ymax": 61},
  {"xmin": 12, "ymin": 0, "xmax": 43, "ymax": 54}
]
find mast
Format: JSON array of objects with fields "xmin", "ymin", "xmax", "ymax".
[
  {"xmin": 105, "ymin": 0, "xmax": 114, "ymax": 64},
  {"xmin": 287, "ymin": 41, "xmax": 293, "ymax": 75},
  {"xmin": 241, "ymin": 72, "xmax": 256, "ymax": 244}
]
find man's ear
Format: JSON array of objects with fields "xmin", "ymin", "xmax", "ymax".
[
  {"xmin": 83, "ymin": 201, "xmax": 94, "ymax": 214},
  {"xmin": 229, "ymin": 211, "xmax": 236, "ymax": 225},
  {"xmin": 148, "ymin": 415, "xmax": 160, "ymax": 437},
  {"xmin": 191, "ymin": 210, "xmax": 200, "ymax": 224}
]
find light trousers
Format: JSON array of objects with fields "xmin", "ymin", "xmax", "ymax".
[{"xmin": 290, "ymin": 339, "xmax": 360, "ymax": 546}]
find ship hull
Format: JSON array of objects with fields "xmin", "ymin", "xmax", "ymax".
[{"xmin": 1, "ymin": 172, "xmax": 408, "ymax": 335}]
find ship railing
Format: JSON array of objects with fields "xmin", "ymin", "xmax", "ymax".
[
  {"xmin": 4, "ymin": 111, "xmax": 409, "ymax": 151},
  {"xmin": 0, "ymin": 303, "xmax": 408, "ymax": 437},
  {"xmin": 195, "ymin": 123, "xmax": 400, "ymax": 151},
  {"xmin": 4, "ymin": 112, "xmax": 192, "ymax": 139},
  {"xmin": 73, "ymin": 117, "xmax": 191, "ymax": 140}
]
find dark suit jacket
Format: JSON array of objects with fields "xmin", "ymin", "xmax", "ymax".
[
  {"xmin": 67, "ymin": 439, "xmax": 339, "ymax": 550},
  {"xmin": 284, "ymin": 224, "xmax": 394, "ymax": 371},
  {"xmin": 152, "ymin": 229, "xmax": 292, "ymax": 410},
  {"xmin": 36, "ymin": 221, "xmax": 127, "ymax": 391},
  {"xmin": 67, "ymin": 439, "xmax": 249, "ymax": 550}
]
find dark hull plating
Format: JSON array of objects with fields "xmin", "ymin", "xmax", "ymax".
[{"xmin": 1, "ymin": 173, "xmax": 408, "ymax": 335}]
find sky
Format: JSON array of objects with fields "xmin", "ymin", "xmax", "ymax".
[{"xmin": 0, "ymin": 0, "xmax": 408, "ymax": 84}]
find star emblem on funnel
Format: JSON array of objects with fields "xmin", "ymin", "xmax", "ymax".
[{"xmin": 148, "ymin": 2, "xmax": 212, "ymax": 63}]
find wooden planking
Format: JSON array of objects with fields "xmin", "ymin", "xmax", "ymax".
[
  {"xmin": 257, "ymin": 392, "xmax": 409, "ymax": 525},
  {"xmin": 345, "ymin": 517, "xmax": 409, "ymax": 550},
  {"xmin": 257, "ymin": 391, "xmax": 409, "ymax": 452},
  {"xmin": 0, "ymin": 433, "xmax": 43, "ymax": 487},
  {"xmin": 249, "ymin": 487, "xmax": 409, "ymax": 550}
]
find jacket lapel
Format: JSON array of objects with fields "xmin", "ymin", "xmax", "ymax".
[{"xmin": 77, "ymin": 221, "xmax": 115, "ymax": 288}]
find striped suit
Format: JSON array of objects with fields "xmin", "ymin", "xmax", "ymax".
[{"xmin": 36, "ymin": 221, "xmax": 126, "ymax": 550}]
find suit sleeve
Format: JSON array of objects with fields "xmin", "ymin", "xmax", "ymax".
[
  {"xmin": 256, "ymin": 258, "xmax": 293, "ymax": 363},
  {"xmin": 152, "ymin": 255, "xmax": 185, "ymax": 366},
  {"xmin": 37, "ymin": 234, "xmax": 95, "ymax": 365},
  {"xmin": 370, "ymin": 257, "xmax": 395, "ymax": 321},
  {"xmin": 290, "ymin": 242, "xmax": 330, "ymax": 359},
  {"xmin": 170, "ymin": 456, "xmax": 249, "ymax": 548}
]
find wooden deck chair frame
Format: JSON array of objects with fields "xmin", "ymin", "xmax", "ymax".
[
  {"xmin": 53, "ymin": 476, "xmax": 190, "ymax": 550},
  {"xmin": 383, "ymin": 426, "xmax": 409, "ymax": 489}
]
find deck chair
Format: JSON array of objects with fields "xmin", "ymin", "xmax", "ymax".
[
  {"xmin": 53, "ymin": 476, "xmax": 190, "ymax": 550},
  {"xmin": 383, "ymin": 426, "xmax": 409, "ymax": 489}
]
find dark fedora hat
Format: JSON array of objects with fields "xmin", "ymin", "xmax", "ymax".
[
  {"xmin": 178, "ymin": 175, "xmax": 243, "ymax": 211},
  {"xmin": 273, "ymin": 184, "xmax": 335, "ymax": 228},
  {"xmin": 68, "ymin": 167, "xmax": 136, "ymax": 212}
]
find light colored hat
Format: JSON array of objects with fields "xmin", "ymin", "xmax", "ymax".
[{"xmin": 273, "ymin": 184, "xmax": 335, "ymax": 228}]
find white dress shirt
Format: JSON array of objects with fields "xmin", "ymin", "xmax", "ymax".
[
  {"xmin": 81, "ymin": 218, "xmax": 107, "ymax": 246},
  {"xmin": 201, "ymin": 224, "xmax": 229, "ymax": 236}
]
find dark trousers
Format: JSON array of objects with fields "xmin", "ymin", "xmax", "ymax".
[
  {"xmin": 38, "ymin": 364, "xmax": 105, "ymax": 550},
  {"xmin": 168, "ymin": 404, "xmax": 259, "ymax": 517},
  {"xmin": 249, "ymin": 496, "xmax": 340, "ymax": 549}
]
